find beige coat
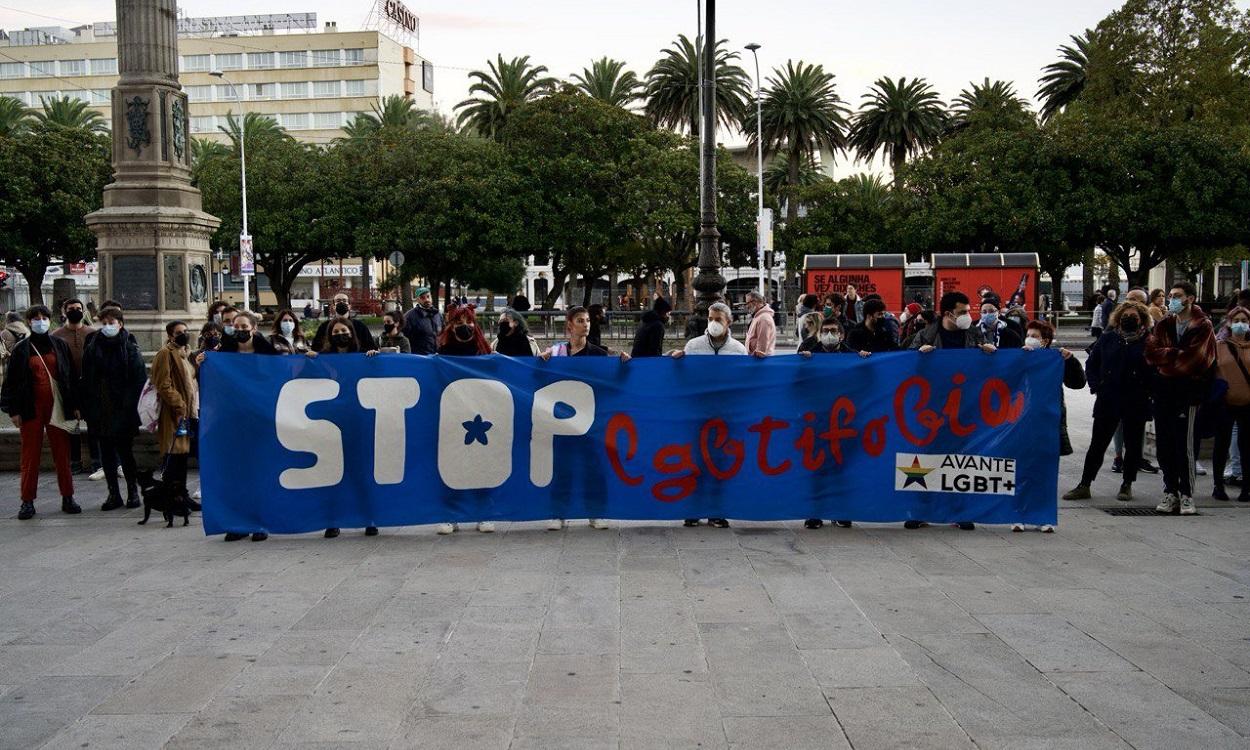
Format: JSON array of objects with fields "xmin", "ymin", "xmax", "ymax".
[{"xmin": 150, "ymin": 342, "xmax": 198, "ymax": 455}]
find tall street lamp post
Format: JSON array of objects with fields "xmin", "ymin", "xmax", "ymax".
[
  {"xmin": 745, "ymin": 42, "xmax": 765, "ymax": 298},
  {"xmin": 210, "ymin": 70, "xmax": 251, "ymax": 311},
  {"xmin": 690, "ymin": 0, "xmax": 724, "ymax": 332}
]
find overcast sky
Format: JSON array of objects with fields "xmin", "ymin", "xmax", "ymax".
[{"xmin": 5, "ymin": 0, "xmax": 1249, "ymax": 169}]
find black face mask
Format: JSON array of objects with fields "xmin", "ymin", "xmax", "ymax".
[
  {"xmin": 1120, "ymin": 318, "xmax": 1140, "ymax": 333},
  {"xmin": 233, "ymin": 329, "xmax": 251, "ymax": 342},
  {"xmin": 66, "ymin": 309, "xmax": 84, "ymax": 324},
  {"xmin": 454, "ymin": 325, "xmax": 472, "ymax": 340},
  {"xmin": 498, "ymin": 322, "xmax": 512, "ymax": 336},
  {"xmin": 204, "ymin": 336, "xmax": 220, "ymax": 349},
  {"xmin": 335, "ymin": 302, "xmax": 349, "ymax": 316},
  {"xmin": 173, "ymin": 332, "xmax": 189, "ymax": 348},
  {"xmin": 331, "ymin": 333, "xmax": 353, "ymax": 348},
  {"xmin": 383, "ymin": 322, "xmax": 396, "ymax": 334}
]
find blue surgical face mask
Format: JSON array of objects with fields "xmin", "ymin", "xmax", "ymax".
[
  {"xmin": 101, "ymin": 323, "xmax": 120, "ymax": 338},
  {"xmin": 223, "ymin": 324, "xmax": 235, "ymax": 336},
  {"xmin": 30, "ymin": 318, "xmax": 50, "ymax": 335},
  {"xmin": 280, "ymin": 320, "xmax": 295, "ymax": 336},
  {"xmin": 1232, "ymin": 322, "xmax": 1250, "ymax": 337},
  {"xmin": 982, "ymin": 312, "xmax": 998, "ymax": 326},
  {"xmin": 1168, "ymin": 297, "xmax": 1184, "ymax": 314}
]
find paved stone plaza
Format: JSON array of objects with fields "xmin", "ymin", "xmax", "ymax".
[{"xmin": 0, "ymin": 383, "xmax": 1247, "ymax": 749}]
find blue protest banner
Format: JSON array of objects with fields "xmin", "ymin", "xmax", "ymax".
[{"xmin": 198, "ymin": 349, "xmax": 1061, "ymax": 534}]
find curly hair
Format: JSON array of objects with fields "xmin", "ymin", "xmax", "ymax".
[{"xmin": 1108, "ymin": 299, "xmax": 1151, "ymax": 330}]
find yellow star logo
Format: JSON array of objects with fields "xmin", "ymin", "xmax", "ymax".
[{"xmin": 897, "ymin": 456, "xmax": 935, "ymax": 488}]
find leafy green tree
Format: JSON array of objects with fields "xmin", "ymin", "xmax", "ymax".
[
  {"xmin": 848, "ymin": 77, "xmax": 947, "ymax": 186},
  {"xmin": 1037, "ymin": 30, "xmax": 1100, "ymax": 122},
  {"xmin": 456, "ymin": 55, "xmax": 557, "ymax": 139},
  {"xmin": 0, "ymin": 125, "xmax": 112, "ymax": 304},
  {"xmin": 31, "ymin": 95, "xmax": 108, "ymax": 134},
  {"xmin": 950, "ymin": 78, "xmax": 1033, "ymax": 133},
  {"xmin": 783, "ymin": 174, "xmax": 895, "ymax": 267},
  {"xmin": 190, "ymin": 137, "xmax": 229, "ymax": 185},
  {"xmin": 572, "ymin": 57, "xmax": 642, "ymax": 108},
  {"xmin": 1054, "ymin": 116, "xmax": 1250, "ymax": 287},
  {"xmin": 217, "ymin": 111, "xmax": 289, "ymax": 147},
  {"xmin": 339, "ymin": 95, "xmax": 452, "ymax": 140},
  {"xmin": 344, "ymin": 128, "xmax": 525, "ymax": 307},
  {"xmin": 197, "ymin": 134, "xmax": 355, "ymax": 310},
  {"xmin": 744, "ymin": 60, "xmax": 848, "ymax": 224},
  {"xmin": 0, "ymin": 96, "xmax": 30, "ymax": 137},
  {"xmin": 763, "ymin": 155, "xmax": 829, "ymax": 201},
  {"xmin": 643, "ymin": 35, "xmax": 751, "ymax": 135}
]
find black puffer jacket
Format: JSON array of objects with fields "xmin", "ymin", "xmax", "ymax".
[
  {"xmin": 0, "ymin": 333, "xmax": 76, "ymax": 420},
  {"xmin": 630, "ymin": 310, "xmax": 666, "ymax": 358}
]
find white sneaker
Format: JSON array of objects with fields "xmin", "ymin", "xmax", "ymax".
[
  {"xmin": 476, "ymin": 521, "xmax": 496, "ymax": 533},
  {"xmin": 1156, "ymin": 493, "xmax": 1179, "ymax": 514},
  {"xmin": 88, "ymin": 467, "xmax": 106, "ymax": 481},
  {"xmin": 1179, "ymin": 495, "xmax": 1197, "ymax": 515},
  {"xmin": 1010, "ymin": 523, "xmax": 1025, "ymax": 532},
  {"xmin": 546, "ymin": 519, "xmax": 566, "ymax": 531},
  {"xmin": 1195, "ymin": 461, "xmax": 1208, "ymax": 476},
  {"xmin": 1040, "ymin": 524, "xmax": 1055, "ymax": 533},
  {"xmin": 589, "ymin": 518, "xmax": 609, "ymax": 530},
  {"xmin": 192, "ymin": 488, "xmax": 202, "ymax": 501},
  {"xmin": 436, "ymin": 522, "xmax": 457, "ymax": 535}
]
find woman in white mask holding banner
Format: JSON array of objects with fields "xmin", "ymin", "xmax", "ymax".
[{"xmin": 671, "ymin": 302, "xmax": 746, "ymax": 528}]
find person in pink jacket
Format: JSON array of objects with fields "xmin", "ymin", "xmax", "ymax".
[{"xmin": 744, "ymin": 291, "xmax": 776, "ymax": 357}]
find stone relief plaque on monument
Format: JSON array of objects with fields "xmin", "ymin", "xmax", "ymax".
[
  {"xmin": 112, "ymin": 255, "xmax": 157, "ymax": 310},
  {"xmin": 189, "ymin": 263, "xmax": 207, "ymax": 303},
  {"xmin": 164, "ymin": 254, "xmax": 185, "ymax": 310}
]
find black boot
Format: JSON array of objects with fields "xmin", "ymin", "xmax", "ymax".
[
  {"xmin": 61, "ymin": 496, "xmax": 82, "ymax": 514},
  {"xmin": 324, "ymin": 527, "xmax": 340, "ymax": 538},
  {"xmin": 125, "ymin": 485, "xmax": 141, "ymax": 509},
  {"xmin": 224, "ymin": 532, "xmax": 246, "ymax": 542},
  {"xmin": 101, "ymin": 495, "xmax": 124, "ymax": 511},
  {"xmin": 18, "ymin": 502, "xmax": 35, "ymax": 520}
]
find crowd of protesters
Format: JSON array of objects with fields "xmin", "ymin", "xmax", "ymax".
[{"xmin": 1, "ymin": 278, "xmax": 1240, "ymax": 538}]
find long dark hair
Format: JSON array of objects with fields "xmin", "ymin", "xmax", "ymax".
[
  {"xmin": 321, "ymin": 319, "xmax": 359, "ymax": 353},
  {"xmin": 271, "ymin": 308, "xmax": 304, "ymax": 340}
]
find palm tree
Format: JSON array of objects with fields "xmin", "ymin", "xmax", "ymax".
[
  {"xmin": 455, "ymin": 55, "xmax": 556, "ymax": 139},
  {"xmin": 572, "ymin": 57, "xmax": 641, "ymax": 108},
  {"xmin": 949, "ymin": 78, "xmax": 1033, "ymax": 132},
  {"xmin": 217, "ymin": 111, "xmax": 289, "ymax": 150},
  {"xmin": 841, "ymin": 173, "xmax": 891, "ymax": 206},
  {"xmin": 190, "ymin": 137, "xmax": 230, "ymax": 182},
  {"xmin": 643, "ymin": 34, "xmax": 751, "ymax": 135},
  {"xmin": 31, "ymin": 95, "xmax": 108, "ymax": 133},
  {"xmin": 1037, "ymin": 30, "xmax": 1097, "ymax": 122},
  {"xmin": 745, "ymin": 60, "xmax": 849, "ymax": 223},
  {"xmin": 848, "ymin": 77, "xmax": 947, "ymax": 185},
  {"xmin": 763, "ymin": 155, "xmax": 829, "ymax": 198},
  {"xmin": 339, "ymin": 95, "xmax": 451, "ymax": 140},
  {"xmin": 0, "ymin": 95, "xmax": 31, "ymax": 137}
]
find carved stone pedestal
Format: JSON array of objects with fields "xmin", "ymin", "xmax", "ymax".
[{"xmin": 85, "ymin": 0, "xmax": 219, "ymax": 350}]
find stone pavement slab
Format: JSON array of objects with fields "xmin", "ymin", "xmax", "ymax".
[{"xmin": 1, "ymin": 380, "xmax": 1249, "ymax": 747}]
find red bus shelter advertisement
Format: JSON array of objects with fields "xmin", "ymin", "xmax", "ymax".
[
  {"xmin": 936, "ymin": 268, "xmax": 1036, "ymax": 316},
  {"xmin": 805, "ymin": 269, "xmax": 904, "ymax": 311}
]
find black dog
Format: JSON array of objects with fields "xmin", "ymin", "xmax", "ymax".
[{"xmin": 135, "ymin": 469, "xmax": 191, "ymax": 528}]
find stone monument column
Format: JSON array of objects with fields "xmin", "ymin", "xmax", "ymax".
[{"xmin": 86, "ymin": 0, "xmax": 219, "ymax": 350}]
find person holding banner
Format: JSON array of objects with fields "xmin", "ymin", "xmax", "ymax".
[
  {"xmin": 672, "ymin": 302, "xmax": 742, "ymax": 528},
  {"xmin": 541, "ymin": 306, "xmax": 631, "ymax": 531},
  {"xmin": 0, "ymin": 305, "xmax": 81, "ymax": 520},
  {"xmin": 150, "ymin": 321, "xmax": 197, "ymax": 522},
  {"xmin": 977, "ymin": 299, "xmax": 1023, "ymax": 350},
  {"xmin": 216, "ymin": 311, "xmax": 276, "ymax": 355},
  {"xmin": 311, "ymin": 293, "xmax": 377, "ymax": 353},
  {"xmin": 910, "ymin": 292, "xmax": 994, "ymax": 530},
  {"xmin": 797, "ymin": 313, "xmax": 858, "ymax": 530},
  {"xmin": 911, "ymin": 292, "xmax": 994, "ymax": 354},
  {"xmin": 1146, "ymin": 282, "xmax": 1216, "ymax": 516},
  {"xmin": 436, "ymin": 305, "xmax": 497, "ymax": 534},
  {"xmin": 315, "ymin": 319, "xmax": 379, "ymax": 539},
  {"xmin": 375, "ymin": 309, "xmax": 412, "ymax": 354},
  {"xmin": 492, "ymin": 308, "xmax": 541, "ymax": 356}
]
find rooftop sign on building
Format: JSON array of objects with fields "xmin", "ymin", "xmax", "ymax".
[{"xmin": 94, "ymin": 13, "xmax": 317, "ymax": 37}]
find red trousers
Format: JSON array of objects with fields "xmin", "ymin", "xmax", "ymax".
[{"xmin": 19, "ymin": 393, "xmax": 74, "ymax": 503}]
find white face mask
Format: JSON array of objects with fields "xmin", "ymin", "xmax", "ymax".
[
  {"xmin": 280, "ymin": 320, "xmax": 295, "ymax": 336},
  {"xmin": 954, "ymin": 313, "xmax": 973, "ymax": 330},
  {"xmin": 819, "ymin": 332, "xmax": 841, "ymax": 347},
  {"xmin": 101, "ymin": 323, "xmax": 121, "ymax": 338},
  {"xmin": 706, "ymin": 320, "xmax": 726, "ymax": 338},
  {"xmin": 30, "ymin": 319, "xmax": 50, "ymax": 335},
  {"xmin": 1024, "ymin": 336, "xmax": 1043, "ymax": 350},
  {"xmin": 223, "ymin": 324, "xmax": 235, "ymax": 336}
]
